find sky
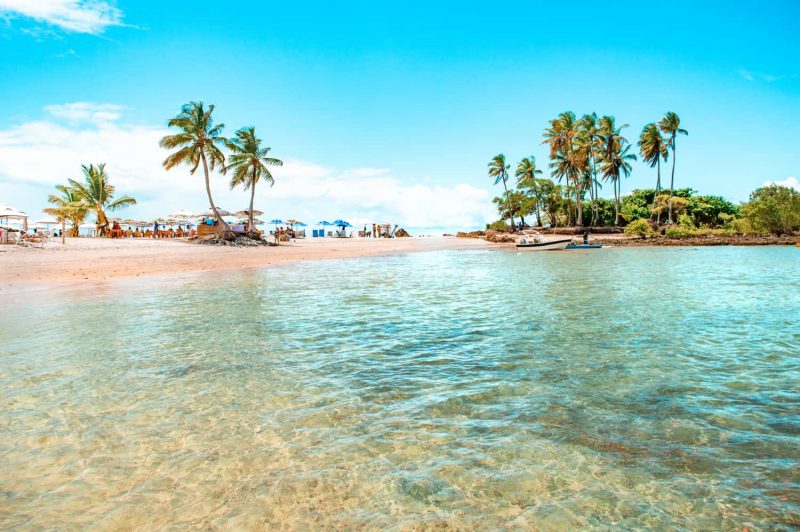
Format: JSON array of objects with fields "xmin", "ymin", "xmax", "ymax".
[{"xmin": 1, "ymin": 0, "xmax": 798, "ymax": 230}]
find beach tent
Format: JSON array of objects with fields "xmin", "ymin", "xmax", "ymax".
[{"xmin": 0, "ymin": 204, "xmax": 28, "ymax": 231}]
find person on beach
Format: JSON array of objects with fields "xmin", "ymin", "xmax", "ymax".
[
  {"xmin": 153, "ymin": 221, "xmax": 159, "ymax": 238},
  {"xmin": 583, "ymin": 231, "xmax": 589, "ymax": 244}
]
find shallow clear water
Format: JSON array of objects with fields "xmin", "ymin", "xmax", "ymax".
[{"xmin": 1, "ymin": 247, "xmax": 799, "ymax": 529}]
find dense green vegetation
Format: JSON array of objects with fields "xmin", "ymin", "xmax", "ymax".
[{"xmin": 488, "ymin": 111, "xmax": 799, "ymax": 236}]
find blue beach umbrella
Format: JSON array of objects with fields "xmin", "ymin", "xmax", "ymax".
[
  {"xmin": 332, "ymin": 219, "xmax": 351, "ymax": 227},
  {"xmin": 269, "ymin": 219, "xmax": 283, "ymax": 231},
  {"xmin": 317, "ymin": 220, "xmax": 331, "ymax": 226}
]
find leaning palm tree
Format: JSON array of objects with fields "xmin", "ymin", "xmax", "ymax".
[
  {"xmin": 515, "ymin": 156, "xmax": 544, "ymax": 226},
  {"xmin": 543, "ymin": 111, "xmax": 584, "ymax": 226},
  {"xmin": 160, "ymin": 101, "xmax": 230, "ymax": 231},
  {"xmin": 68, "ymin": 163, "xmax": 136, "ymax": 235},
  {"xmin": 657, "ymin": 112, "xmax": 688, "ymax": 224},
  {"xmin": 225, "ymin": 127, "xmax": 283, "ymax": 231},
  {"xmin": 488, "ymin": 154, "xmax": 515, "ymax": 229},
  {"xmin": 638, "ymin": 123, "xmax": 669, "ymax": 223},
  {"xmin": 44, "ymin": 184, "xmax": 89, "ymax": 237}
]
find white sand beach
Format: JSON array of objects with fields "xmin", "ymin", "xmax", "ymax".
[{"xmin": 0, "ymin": 236, "xmax": 492, "ymax": 289}]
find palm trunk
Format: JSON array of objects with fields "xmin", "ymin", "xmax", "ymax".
[
  {"xmin": 575, "ymin": 177, "xmax": 583, "ymax": 228},
  {"xmin": 667, "ymin": 136, "xmax": 676, "ymax": 224},
  {"xmin": 61, "ymin": 220, "xmax": 66, "ymax": 245},
  {"xmin": 614, "ymin": 176, "xmax": 620, "ymax": 225},
  {"xmin": 248, "ymin": 166, "xmax": 257, "ymax": 231},
  {"xmin": 501, "ymin": 177, "xmax": 515, "ymax": 230},
  {"xmin": 201, "ymin": 151, "xmax": 231, "ymax": 233},
  {"xmin": 97, "ymin": 208, "xmax": 108, "ymax": 236},
  {"xmin": 651, "ymin": 158, "xmax": 662, "ymax": 223},
  {"xmin": 535, "ymin": 205, "xmax": 542, "ymax": 227}
]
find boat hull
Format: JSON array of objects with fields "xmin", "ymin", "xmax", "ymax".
[
  {"xmin": 565, "ymin": 244, "xmax": 603, "ymax": 249},
  {"xmin": 516, "ymin": 238, "xmax": 572, "ymax": 251}
]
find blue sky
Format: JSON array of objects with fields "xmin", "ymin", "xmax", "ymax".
[{"xmin": 1, "ymin": 0, "xmax": 798, "ymax": 229}]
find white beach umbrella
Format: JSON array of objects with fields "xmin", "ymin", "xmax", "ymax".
[
  {"xmin": 33, "ymin": 217, "xmax": 60, "ymax": 226},
  {"xmin": 236, "ymin": 209, "xmax": 264, "ymax": 217},
  {"xmin": 197, "ymin": 207, "xmax": 232, "ymax": 217},
  {"xmin": 169, "ymin": 208, "xmax": 196, "ymax": 219}
]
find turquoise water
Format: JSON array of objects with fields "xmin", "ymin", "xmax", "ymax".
[{"xmin": 1, "ymin": 247, "xmax": 798, "ymax": 529}]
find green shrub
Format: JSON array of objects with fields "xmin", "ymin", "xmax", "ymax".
[
  {"xmin": 624, "ymin": 218, "xmax": 653, "ymax": 238},
  {"xmin": 486, "ymin": 220, "xmax": 512, "ymax": 232},
  {"xmin": 740, "ymin": 185, "xmax": 800, "ymax": 235},
  {"xmin": 665, "ymin": 226, "xmax": 692, "ymax": 238}
]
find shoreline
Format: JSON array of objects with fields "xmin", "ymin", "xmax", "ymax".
[
  {"xmin": 457, "ymin": 230, "xmax": 799, "ymax": 247},
  {"xmin": 0, "ymin": 236, "xmax": 493, "ymax": 291}
]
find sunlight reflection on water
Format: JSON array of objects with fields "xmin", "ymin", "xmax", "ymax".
[{"xmin": 1, "ymin": 247, "xmax": 798, "ymax": 528}]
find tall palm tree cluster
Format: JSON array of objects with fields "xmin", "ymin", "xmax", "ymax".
[
  {"xmin": 160, "ymin": 101, "xmax": 283, "ymax": 233},
  {"xmin": 489, "ymin": 111, "xmax": 686, "ymax": 228},
  {"xmin": 45, "ymin": 163, "xmax": 137, "ymax": 236}
]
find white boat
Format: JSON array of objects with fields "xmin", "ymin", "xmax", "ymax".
[{"xmin": 515, "ymin": 238, "xmax": 572, "ymax": 251}]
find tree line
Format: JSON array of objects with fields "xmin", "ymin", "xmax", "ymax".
[{"xmin": 489, "ymin": 111, "xmax": 687, "ymax": 229}]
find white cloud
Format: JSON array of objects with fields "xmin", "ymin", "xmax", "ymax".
[
  {"xmin": 44, "ymin": 102, "xmax": 124, "ymax": 124},
  {"xmin": 0, "ymin": 103, "xmax": 495, "ymax": 230},
  {"xmin": 766, "ymin": 177, "xmax": 799, "ymax": 191},
  {"xmin": 0, "ymin": 0, "xmax": 122, "ymax": 34}
]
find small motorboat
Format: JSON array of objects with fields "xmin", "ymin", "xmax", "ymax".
[
  {"xmin": 516, "ymin": 238, "xmax": 572, "ymax": 251},
  {"xmin": 566, "ymin": 243, "xmax": 603, "ymax": 249}
]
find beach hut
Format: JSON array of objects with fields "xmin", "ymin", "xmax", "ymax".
[{"xmin": 0, "ymin": 204, "xmax": 29, "ymax": 244}]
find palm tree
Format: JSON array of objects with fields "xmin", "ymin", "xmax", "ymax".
[
  {"xmin": 598, "ymin": 116, "xmax": 631, "ymax": 225},
  {"xmin": 225, "ymin": 127, "xmax": 283, "ymax": 231},
  {"xmin": 515, "ymin": 156, "xmax": 544, "ymax": 226},
  {"xmin": 68, "ymin": 163, "xmax": 136, "ymax": 234},
  {"xmin": 577, "ymin": 113, "xmax": 601, "ymax": 226},
  {"xmin": 638, "ymin": 123, "xmax": 669, "ymax": 223},
  {"xmin": 543, "ymin": 111, "xmax": 584, "ymax": 226},
  {"xmin": 599, "ymin": 140, "xmax": 637, "ymax": 225},
  {"xmin": 488, "ymin": 154, "xmax": 515, "ymax": 229},
  {"xmin": 657, "ymin": 112, "xmax": 688, "ymax": 224},
  {"xmin": 160, "ymin": 101, "xmax": 230, "ymax": 231},
  {"xmin": 44, "ymin": 184, "xmax": 89, "ymax": 237}
]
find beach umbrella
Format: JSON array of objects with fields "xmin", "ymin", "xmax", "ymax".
[
  {"xmin": 236, "ymin": 209, "xmax": 263, "ymax": 217},
  {"xmin": 169, "ymin": 208, "xmax": 195, "ymax": 219},
  {"xmin": 317, "ymin": 220, "xmax": 331, "ymax": 226},
  {"xmin": 33, "ymin": 217, "xmax": 60, "ymax": 226},
  {"xmin": 268, "ymin": 218, "xmax": 283, "ymax": 231},
  {"xmin": 332, "ymin": 219, "xmax": 352, "ymax": 227},
  {"xmin": 197, "ymin": 207, "xmax": 232, "ymax": 217}
]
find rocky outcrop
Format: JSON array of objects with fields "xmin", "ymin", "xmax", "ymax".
[
  {"xmin": 594, "ymin": 234, "xmax": 798, "ymax": 247},
  {"xmin": 484, "ymin": 230, "xmax": 517, "ymax": 243},
  {"xmin": 456, "ymin": 230, "xmax": 486, "ymax": 239}
]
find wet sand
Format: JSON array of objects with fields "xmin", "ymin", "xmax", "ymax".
[{"xmin": 0, "ymin": 236, "xmax": 491, "ymax": 291}]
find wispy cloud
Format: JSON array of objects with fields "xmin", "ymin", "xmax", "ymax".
[
  {"xmin": 766, "ymin": 177, "xmax": 799, "ymax": 191},
  {"xmin": 738, "ymin": 68, "xmax": 795, "ymax": 84},
  {"xmin": 0, "ymin": 0, "xmax": 123, "ymax": 34},
  {"xmin": 0, "ymin": 103, "xmax": 495, "ymax": 229}
]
